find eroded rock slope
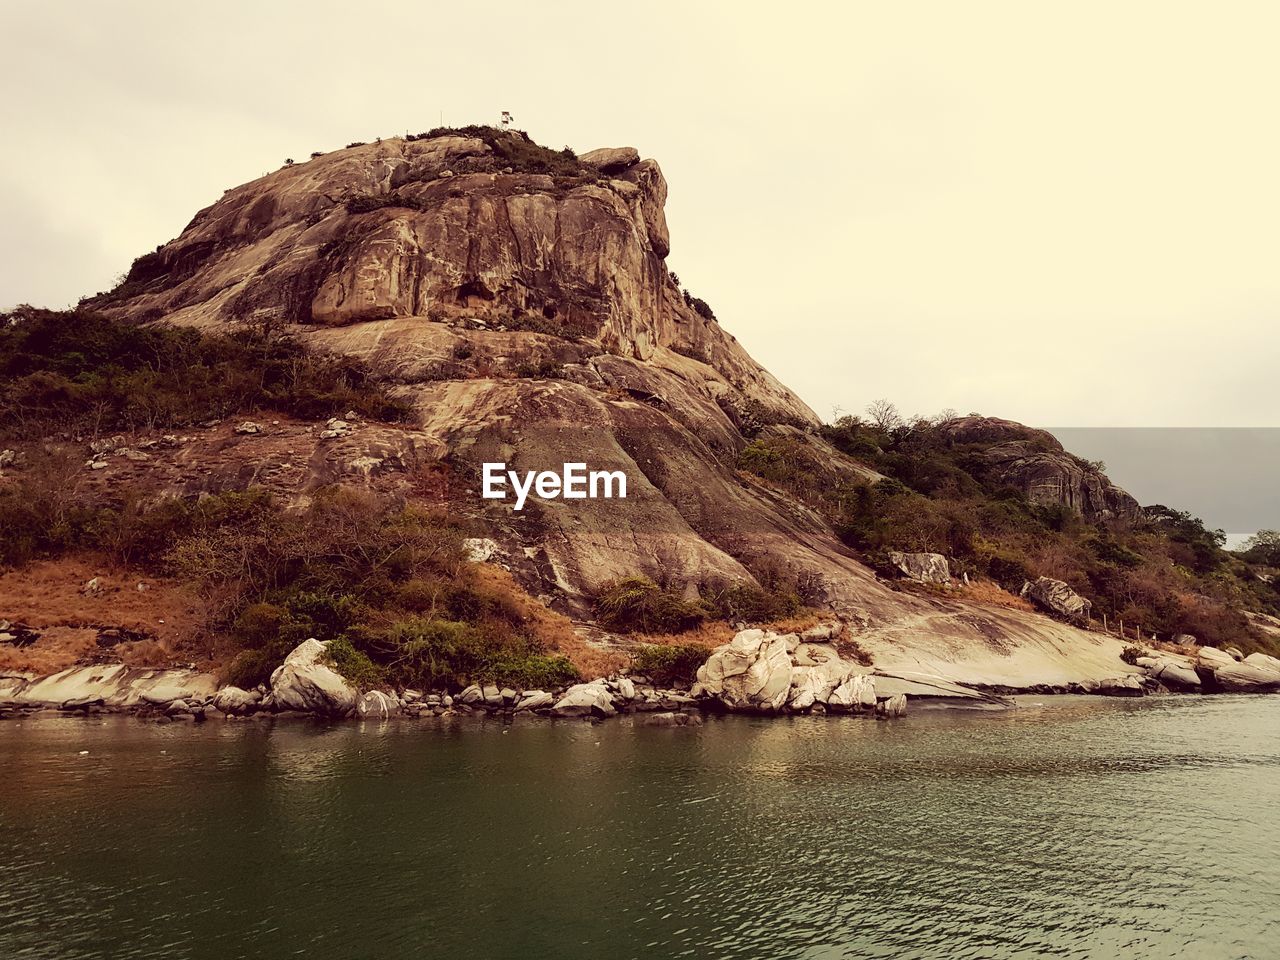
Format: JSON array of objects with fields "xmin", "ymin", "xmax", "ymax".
[{"xmin": 87, "ymin": 129, "xmax": 1137, "ymax": 685}]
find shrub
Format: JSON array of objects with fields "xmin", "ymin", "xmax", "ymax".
[
  {"xmin": 345, "ymin": 193, "xmax": 427, "ymax": 214},
  {"xmin": 323, "ymin": 636, "xmax": 387, "ymax": 690},
  {"xmin": 0, "ymin": 307, "xmax": 411, "ymax": 438},
  {"xmin": 704, "ymin": 582, "xmax": 801, "ymax": 623},
  {"xmin": 631, "ymin": 644, "xmax": 707, "ymax": 686},
  {"xmin": 595, "ymin": 577, "xmax": 706, "ymax": 634},
  {"xmin": 220, "ymin": 648, "xmax": 278, "ymax": 690},
  {"xmin": 378, "ymin": 617, "xmax": 576, "ymax": 689}
]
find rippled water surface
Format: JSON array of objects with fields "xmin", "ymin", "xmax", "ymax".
[{"xmin": 2, "ymin": 696, "xmax": 1278, "ymax": 959}]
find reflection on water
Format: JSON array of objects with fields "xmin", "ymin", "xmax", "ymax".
[{"xmin": 1, "ymin": 696, "xmax": 1278, "ymax": 959}]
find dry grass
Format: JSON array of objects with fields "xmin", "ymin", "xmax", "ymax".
[
  {"xmin": 468, "ymin": 564, "xmax": 627, "ymax": 678},
  {"xmin": 0, "ymin": 558, "xmax": 206, "ymax": 674},
  {"xmin": 629, "ymin": 608, "xmax": 828, "ymax": 652},
  {"xmin": 632, "ymin": 621, "xmax": 735, "ymax": 651},
  {"xmin": 960, "ymin": 578, "xmax": 1036, "ymax": 612}
]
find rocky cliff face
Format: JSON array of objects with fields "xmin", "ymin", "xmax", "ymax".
[
  {"xmin": 83, "ymin": 128, "xmax": 1136, "ymax": 686},
  {"xmin": 938, "ymin": 416, "xmax": 1140, "ymax": 522}
]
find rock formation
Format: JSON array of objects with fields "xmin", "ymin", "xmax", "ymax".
[
  {"xmin": 889, "ymin": 552, "xmax": 951, "ymax": 584},
  {"xmin": 266, "ymin": 638, "xmax": 358, "ymax": 717},
  {"xmin": 1021, "ymin": 577, "xmax": 1093, "ymax": 625},
  {"xmin": 938, "ymin": 416, "xmax": 1140, "ymax": 521},
  {"xmin": 75, "ymin": 128, "xmax": 1168, "ymax": 691}
]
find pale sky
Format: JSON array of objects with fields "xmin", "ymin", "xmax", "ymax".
[{"xmin": 2, "ymin": 0, "xmax": 1277, "ymax": 428}]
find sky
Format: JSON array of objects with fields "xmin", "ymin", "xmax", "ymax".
[{"xmin": 1, "ymin": 0, "xmax": 1277, "ymax": 433}]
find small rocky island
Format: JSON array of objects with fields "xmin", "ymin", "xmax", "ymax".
[{"xmin": 2, "ymin": 126, "xmax": 1279, "ymax": 713}]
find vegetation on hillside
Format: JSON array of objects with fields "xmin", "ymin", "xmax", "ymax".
[
  {"xmin": 0, "ymin": 461, "xmax": 580, "ymax": 691},
  {"xmin": 407, "ymin": 125, "xmax": 586, "ymax": 177},
  {"xmin": 594, "ymin": 574, "xmax": 806, "ymax": 635},
  {"xmin": 0, "ymin": 307, "xmax": 411, "ymax": 439},
  {"xmin": 734, "ymin": 403, "xmax": 1280, "ymax": 655}
]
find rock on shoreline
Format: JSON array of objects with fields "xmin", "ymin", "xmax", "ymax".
[{"xmin": 4, "ymin": 631, "xmax": 1279, "ymax": 725}]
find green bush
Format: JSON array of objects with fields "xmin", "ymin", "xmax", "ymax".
[
  {"xmin": 376, "ymin": 617, "xmax": 577, "ymax": 689},
  {"xmin": 322, "ymin": 636, "xmax": 387, "ymax": 690},
  {"xmin": 595, "ymin": 577, "xmax": 706, "ymax": 634},
  {"xmin": 631, "ymin": 644, "xmax": 707, "ymax": 686},
  {"xmin": 0, "ymin": 307, "xmax": 411, "ymax": 438},
  {"xmin": 220, "ymin": 648, "xmax": 278, "ymax": 690},
  {"xmin": 704, "ymin": 583, "xmax": 800, "ymax": 623}
]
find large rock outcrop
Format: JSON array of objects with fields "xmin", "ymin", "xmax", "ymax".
[
  {"xmin": 267, "ymin": 638, "xmax": 358, "ymax": 717},
  {"xmin": 938, "ymin": 416, "xmax": 1140, "ymax": 521},
  {"xmin": 81, "ymin": 128, "xmax": 1168, "ymax": 691},
  {"xmin": 1021, "ymin": 577, "xmax": 1093, "ymax": 625}
]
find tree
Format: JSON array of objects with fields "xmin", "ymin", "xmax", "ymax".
[
  {"xmin": 1241, "ymin": 530, "xmax": 1280, "ymax": 566},
  {"xmin": 865, "ymin": 398, "xmax": 904, "ymax": 433}
]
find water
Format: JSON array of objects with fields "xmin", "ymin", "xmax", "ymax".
[{"xmin": 1, "ymin": 696, "xmax": 1278, "ymax": 960}]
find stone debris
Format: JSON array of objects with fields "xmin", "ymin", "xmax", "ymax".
[
  {"xmin": 888, "ymin": 552, "xmax": 951, "ymax": 585},
  {"xmin": 1020, "ymin": 577, "xmax": 1092, "ymax": 625}
]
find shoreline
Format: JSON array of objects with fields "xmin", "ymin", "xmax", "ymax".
[{"xmin": 5, "ymin": 622, "xmax": 1280, "ymax": 726}]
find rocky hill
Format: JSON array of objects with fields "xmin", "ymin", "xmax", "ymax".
[{"xmin": 5, "ymin": 126, "xmax": 1276, "ymax": 692}]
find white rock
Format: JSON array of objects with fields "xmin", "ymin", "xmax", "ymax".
[
  {"xmin": 551, "ymin": 681, "xmax": 617, "ymax": 718},
  {"xmin": 234, "ymin": 421, "xmax": 262, "ymax": 435},
  {"xmin": 356, "ymin": 690, "xmax": 400, "ymax": 719},
  {"xmin": 458, "ymin": 684, "xmax": 484, "ymax": 704},
  {"xmin": 829, "ymin": 673, "xmax": 877, "ymax": 712},
  {"xmin": 515, "ymin": 690, "xmax": 554, "ymax": 711},
  {"xmin": 877, "ymin": 693, "xmax": 908, "ymax": 717},
  {"xmin": 786, "ymin": 656, "xmax": 850, "ymax": 709},
  {"xmin": 140, "ymin": 684, "xmax": 199, "ymax": 706},
  {"xmin": 212, "ymin": 686, "xmax": 260, "ymax": 714},
  {"xmin": 462, "ymin": 538, "xmax": 502, "ymax": 563},
  {"xmin": 613, "ymin": 677, "xmax": 636, "ymax": 700},
  {"xmin": 695, "ymin": 629, "xmax": 793, "ymax": 711},
  {"xmin": 268, "ymin": 638, "xmax": 358, "ymax": 717},
  {"xmin": 888, "ymin": 552, "xmax": 951, "ymax": 584}
]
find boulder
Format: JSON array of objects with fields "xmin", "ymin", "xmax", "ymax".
[
  {"xmin": 888, "ymin": 552, "xmax": 951, "ymax": 585},
  {"xmin": 356, "ymin": 690, "xmax": 400, "ymax": 719},
  {"xmin": 212, "ymin": 686, "xmax": 260, "ymax": 715},
  {"xmin": 515, "ymin": 690, "xmax": 554, "ymax": 712},
  {"xmin": 613, "ymin": 677, "xmax": 636, "ymax": 701},
  {"xmin": 1196, "ymin": 647, "xmax": 1237, "ymax": 669},
  {"xmin": 577, "ymin": 146, "xmax": 640, "ymax": 173},
  {"xmin": 1020, "ymin": 577, "xmax": 1092, "ymax": 624},
  {"xmin": 482, "ymin": 684, "xmax": 503, "ymax": 707},
  {"xmin": 59, "ymin": 696, "xmax": 104, "ymax": 712},
  {"xmin": 462, "ymin": 538, "xmax": 501, "ymax": 563},
  {"xmin": 458, "ymin": 684, "xmax": 484, "ymax": 705},
  {"xmin": 551, "ymin": 682, "xmax": 617, "ymax": 719},
  {"xmin": 1144, "ymin": 659, "xmax": 1201, "ymax": 691},
  {"xmin": 877, "ymin": 693, "xmax": 908, "ymax": 718},
  {"xmin": 1210, "ymin": 658, "xmax": 1280, "ymax": 692},
  {"xmin": 1244, "ymin": 652, "xmax": 1280, "ymax": 674},
  {"xmin": 1224, "ymin": 646, "xmax": 1245, "ymax": 662},
  {"xmin": 268, "ymin": 638, "xmax": 358, "ymax": 717},
  {"xmin": 138, "ymin": 684, "xmax": 201, "ymax": 707},
  {"xmin": 1096, "ymin": 675, "xmax": 1145, "ymax": 697},
  {"xmin": 786, "ymin": 654, "xmax": 851, "ymax": 710},
  {"xmin": 234, "ymin": 421, "xmax": 262, "ymax": 435},
  {"xmin": 828, "ymin": 673, "xmax": 877, "ymax": 712},
  {"xmin": 695, "ymin": 629, "xmax": 794, "ymax": 711}
]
